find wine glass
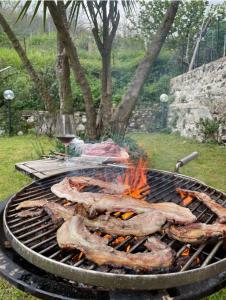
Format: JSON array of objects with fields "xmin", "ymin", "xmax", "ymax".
[{"xmin": 55, "ymin": 114, "xmax": 75, "ymax": 164}]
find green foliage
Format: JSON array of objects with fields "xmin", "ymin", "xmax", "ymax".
[
  {"xmin": 197, "ymin": 118, "xmax": 220, "ymax": 142},
  {"xmin": 127, "ymin": 0, "xmax": 207, "ymax": 42},
  {"xmin": 51, "ymin": 138, "xmax": 80, "ymax": 157}
]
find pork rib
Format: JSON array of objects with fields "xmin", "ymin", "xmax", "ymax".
[
  {"xmin": 51, "ymin": 178, "xmax": 196, "ymax": 224},
  {"xmin": 176, "ymin": 188, "xmax": 226, "ymax": 223},
  {"xmin": 84, "ymin": 211, "xmax": 166, "ymax": 236},
  {"xmin": 68, "ymin": 176, "xmax": 129, "ymax": 194},
  {"xmin": 57, "ymin": 215, "xmax": 174, "ymax": 271},
  {"xmin": 165, "ymin": 222, "xmax": 226, "ymax": 244}
]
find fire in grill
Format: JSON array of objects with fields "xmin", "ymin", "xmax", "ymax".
[{"xmin": 3, "ymin": 166, "xmax": 226, "ymax": 290}]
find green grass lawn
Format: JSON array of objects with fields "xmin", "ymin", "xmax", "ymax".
[
  {"xmin": 0, "ymin": 134, "xmax": 54, "ymax": 300},
  {"xmin": 0, "ymin": 133, "xmax": 226, "ymax": 299}
]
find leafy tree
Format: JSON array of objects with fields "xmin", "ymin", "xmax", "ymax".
[{"xmin": 1, "ymin": 0, "xmax": 179, "ymax": 138}]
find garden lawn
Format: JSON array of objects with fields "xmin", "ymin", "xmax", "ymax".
[
  {"xmin": 0, "ymin": 134, "xmax": 54, "ymax": 300},
  {"xmin": 0, "ymin": 133, "xmax": 226, "ymax": 299}
]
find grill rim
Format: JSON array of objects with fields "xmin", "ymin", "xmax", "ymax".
[{"xmin": 3, "ymin": 167, "xmax": 226, "ymax": 290}]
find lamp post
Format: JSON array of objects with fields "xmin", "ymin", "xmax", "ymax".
[
  {"xmin": 160, "ymin": 93, "xmax": 169, "ymax": 129},
  {"xmin": 3, "ymin": 90, "xmax": 15, "ymax": 136}
]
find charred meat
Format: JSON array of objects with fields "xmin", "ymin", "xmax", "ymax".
[
  {"xmin": 84, "ymin": 211, "xmax": 166, "ymax": 236},
  {"xmin": 16, "ymin": 200, "xmax": 74, "ymax": 222},
  {"xmin": 68, "ymin": 176, "xmax": 129, "ymax": 194},
  {"xmin": 16, "ymin": 199, "xmax": 48, "ymax": 210},
  {"xmin": 17, "ymin": 209, "xmax": 44, "ymax": 218},
  {"xmin": 165, "ymin": 222, "xmax": 226, "ymax": 244},
  {"xmin": 51, "ymin": 178, "xmax": 196, "ymax": 224},
  {"xmin": 176, "ymin": 188, "xmax": 226, "ymax": 223},
  {"xmin": 57, "ymin": 215, "xmax": 174, "ymax": 271}
]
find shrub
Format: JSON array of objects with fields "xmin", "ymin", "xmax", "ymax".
[{"xmin": 197, "ymin": 118, "xmax": 220, "ymax": 142}]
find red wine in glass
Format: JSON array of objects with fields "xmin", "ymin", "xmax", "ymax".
[
  {"xmin": 55, "ymin": 114, "xmax": 75, "ymax": 163},
  {"xmin": 56, "ymin": 135, "xmax": 75, "ymax": 145}
]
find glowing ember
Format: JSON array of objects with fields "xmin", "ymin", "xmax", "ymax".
[
  {"xmin": 112, "ymin": 236, "xmax": 125, "ymax": 246},
  {"xmin": 121, "ymin": 211, "xmax": 134, "ymax": 220},
  {"xmin": 183, "ymin": 195, "xmax": 193, "ymax": 206},
  {"xmin": 181, "ymin": 247, "xmax": 190, "ymax": 256},
  {"xmin": 195, "ymin": 256, "xmax": 201, "ymax": 265},
  {"xmin": 177, "ymin": 189, "xmax": 193, "ymax": 206},
  {"xmin": 113, "ymin": 211, "xmax": 121, "ymax": 217},
  {"xmin": 126, "ymin": 244, "xmax": 131, "ymax": 252},
  {"xmin": 177, "ymin": 189, "xmax": 186, "ymax": 198},
  {"xmin": 118, "ymin": 159, "xmax": 148, "ymax": 198},
  {"xmin": 63, "ymin": 200, "xmax": 72, "ymax": 206},
  {"xmin": 103, "ymin": 234, "xmax": 112, "ymax": 240}
]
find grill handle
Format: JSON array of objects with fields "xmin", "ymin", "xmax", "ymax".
[{"xmin": 175, "ymin": 151, "xmax": 198, "ymax": 173}]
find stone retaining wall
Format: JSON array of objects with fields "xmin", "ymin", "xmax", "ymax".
[
  {"xmin": 20, "ymin": 105, "xmax": 161, "ymax": 135},
  {"xmin": 168, "ymin": 57, "xmax": 226, "ymax": 142}
]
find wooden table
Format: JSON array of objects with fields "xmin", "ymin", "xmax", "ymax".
[{"xmin": 15, "ymin": 157, "xmax": 105, "ymax": 179}]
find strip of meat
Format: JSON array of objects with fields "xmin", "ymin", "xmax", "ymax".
[
  {"xmin": 51, "ymin": 178, "xmax": 196, "ymax": 224},
  {"xmin": 165, "ymin": 223, "xmax": 226, "ymax": 244},
  {"xmin": 176, "ymin": 188, "xmax": 226, "ymax": 223},
  {"xmin": 68, "ymin": 176, "xmax": 129, "ymax": 194},
  {"xmin": 84, "ymin": 211, "xmax": 166, "ymax": 236},
  {"xmin": 16, "ymin": 199, "xmax": 49, "ymax": 210},
  {"xmin": 17, "ymin": 209, "xmax": 43, "ymax": 218},
  {"xmin": 149, "ymin": 202, "xmax": 196, "ymax": 225},
  {"xmin": 44, "ymin": 202, "xmax": 74, "ymax": 222},
  {"xmin": 16, "ymin": 200, "xmax": 74, "ymax": 222},
  {"xmin": 57, "ymin": 216, "xmax": 174, "ymax": 271}
]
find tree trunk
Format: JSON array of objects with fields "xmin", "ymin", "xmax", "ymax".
[
  {"xmin": 46, "ymin": 1, "xmax": 97, "ymax": 139},
  {"xmin": 87, "ymin": 1, "xmax": 119, "ymax": 135},
  {"xmin": 55, "ymin": 2, "xmax": 73, "ymax": 115},
  {"xmin": 111, "ymin": 1, "xmax": 180, "ymax": 136},
  {"xmin": 0, "ymin": 12, "xmax": 55, "ymax": 113},
  {"xmin": 97, "ymin": 50, "xmax": 112, "ymax": 132},
  {"xmin": 56, "ymin": 34, "xmax": 73, "ymax": 114}
]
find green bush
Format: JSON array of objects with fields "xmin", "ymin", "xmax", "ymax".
[{"xmin": 197, "ymin": 118, "xmax": 220, "ymax": 142}]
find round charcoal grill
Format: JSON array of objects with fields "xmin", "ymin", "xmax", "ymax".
[{"xmin": 3, "ymin": 166, "xmax": 226, "ymax": 290}]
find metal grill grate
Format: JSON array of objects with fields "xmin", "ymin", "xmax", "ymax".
[{"xmin": 3, "ymin": 167, "xmax": 226, "ymax": 290}]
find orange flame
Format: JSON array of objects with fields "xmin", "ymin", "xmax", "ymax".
[
  {"xmin": 112, "ymin": 236, "xmax": 125, "ymax": 246},
  {"xmin": 183, "ymin": 195, "xmax": 193, "ymax": 206},
  {"xmin": 121, "ymin": 212, "xmax": 134, "ymax": 220},
  {"xmin": 103, "ymin": 234, "xmax": 112, "ymax": 240},
  {"xmin": 181, "ymin": 247, "xmax": 190, "ymax": 256},
  {"xmin": 177, "ymin": 189, "xmax": 193, "ymax": 206},
  {"xmin": 118, "ymin": 159, "xmax": 148, "ymax": 199}
]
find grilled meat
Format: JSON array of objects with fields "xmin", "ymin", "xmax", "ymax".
[
  {"xmin": 16, "ymin": 200, "xmax": 74, "ymax": 222},
  {"xmin": 149, "ymin": 202, "xmax": 196, "ymax": 224},
  {"xmin": 43, "ymin": 202, "xmax": 74, "ymax": 222},
  {"xmin": 51, "ymin": 178, "xmax": 196, "ymax": 224},
  {"xmin": 17, "ymin": 209, "xmax": 43, "ymax": 218},
  {"xmin": 16, "ymin": 199, "xmax": 49, "ymax": 210},
  {"xmin": 68, "ymin": 176, "xmax": 129, "ymax": 194},
  {"xmin": 57, "ymin": 215, "xmax": 174, "ymax": 271},
  {"xmin": 176, "ymin": 188, "xmax": 226, "ymax": 223},
  {"xmin": 84, "ymin": 211, "xmax": 166, "ymax": 236},
  {"xmin": 165, "ymin": 222, "xmax": 226, "ymax": 244}
]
